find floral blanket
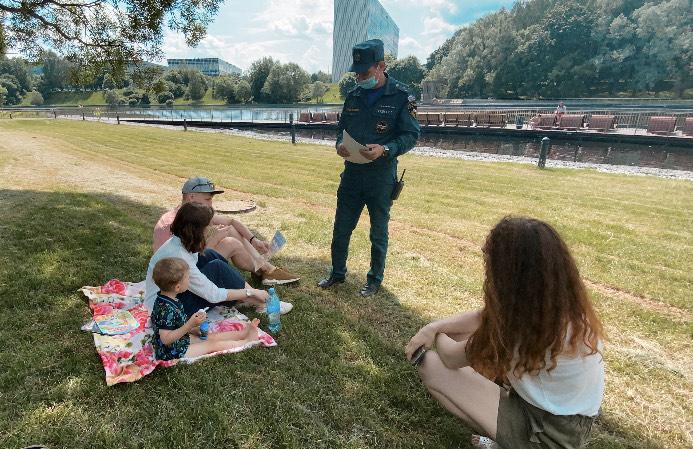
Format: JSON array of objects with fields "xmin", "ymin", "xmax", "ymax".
[{"xmin": 81, "ymin": 280, "xmax": 276, "ymax": 386}]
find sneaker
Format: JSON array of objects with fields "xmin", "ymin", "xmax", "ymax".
[
  {"xmin": 262, "ymin": 267, "xmax": 300, "ymax": 285},
  {"xmin": 255, "ymin": 300, "xmax": 294, "ymax": 315}
]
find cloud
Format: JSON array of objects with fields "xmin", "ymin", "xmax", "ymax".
[{"xmin": 422, "ymin": 16, "xmax": 457, "ymax": 36}]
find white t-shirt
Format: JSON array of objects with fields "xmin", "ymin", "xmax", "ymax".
[
  {"xmin": 507, "ymin": 343, "xmax": 604, "ymax": 417},
  {"xmin": 144, "ymin": 235, "xmax": 228, "ymax": 311}
]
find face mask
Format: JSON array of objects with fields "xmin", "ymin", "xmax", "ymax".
[{"xmin": 357, "ymin": 75, "xmax": 378, "ymax": 90}]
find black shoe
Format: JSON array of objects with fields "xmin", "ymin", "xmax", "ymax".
[
  {"xmin": 359, "ymin": 282, "xmax": 380, "ymax": 297},
  {"xmin": 318, "ymin": 276, "xmax": 345, "ymax": 289}
]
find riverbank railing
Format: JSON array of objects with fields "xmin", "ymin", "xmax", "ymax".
[{"xmin": 2, "ymin": 105, "xmax": 692, "ymax": 134}]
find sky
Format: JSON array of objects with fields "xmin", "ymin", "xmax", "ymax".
[{"xmin": 162, "ymin": 0, "xmax": 515, "ymax": 74}]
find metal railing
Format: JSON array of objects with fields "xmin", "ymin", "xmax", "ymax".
[{"xmin": 2, "ymin": 105, "xmax": 691, "ymax": 134}]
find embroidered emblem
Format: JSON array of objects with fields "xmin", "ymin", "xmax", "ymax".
[
  {"xmin": 375, "ymin": 120, "xmax": 389, "ymax": 134},
  {"xmin": 354, "ymin": 52, "xmax": 361, "ymax": 62}
]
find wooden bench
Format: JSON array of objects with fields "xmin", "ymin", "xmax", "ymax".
[
  {"xmin": 311, "ymin": 112, "xmax": 327, "ymax": 123},
  {"xmin": 647, "ymin": 116, "xmax": 676, "ymax": 135},
  {"xmin": 532, "ymin": 115, "xmax": 556, "ymax": 129},
  {"xmin": 426, "ymin": 112, "xmax": 443, "ymax": 126},
  {"xmin": 298, "ymin": 111, "xmax": 311, "ymax": 123},
  {"xmin": 681, "ymin": 117, "xmax": 693, "ymax": 136},
  {"xmin": 475, "ymin": 113, "xmax": 506, "ymax": 127},
  {"xmin": 557, "ymin": 114, "xmax": 585, "ymax": 130},
  {"xmin": 324, "ymin": 112, "xmax": 339, "ymax": 123},
  {"xmin": 416, "ymin": 112, "xmax": 429, "ymax": 126},
  {"xmin": 587, "ymin": 115, "xmax": 616, "ymax": 131},
  {"xmin": 443, "ymin": 112, "xmax": 473, "ymax": 127}
]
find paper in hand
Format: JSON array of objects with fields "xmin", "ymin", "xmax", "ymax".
[{"xmin": 342, "ymin": 131, "xmax": 373, "ymax": 164}]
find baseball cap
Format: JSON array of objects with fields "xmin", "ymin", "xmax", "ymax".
[
  {"xmin": 349, "ymin": 39, "xmax": 385, "ymax": 74},
  {"xmin": 181, "ymin": 176, "xmax": 224, "ymax": 195}
]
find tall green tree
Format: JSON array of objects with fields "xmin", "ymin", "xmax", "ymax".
[
  {"xmin": 338, "ymin": 72, "xmax": 357, "ymax": 99},
  {"xmin": 261, "ymin": 62, "xmax": 310, "ymax": 104},
  {"xmin": 248, "ymin": 57, "xmax": 276, "ymax": 103},
  {"xmin": 37, "ymin": 51, "xmax": 70, "ymax": 94},
  {"xmin": 186, "ymin": 71, "xmax": 207, "ymax": 101}
]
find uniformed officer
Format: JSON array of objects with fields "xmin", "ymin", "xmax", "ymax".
[{"xmin": 318, "ymin": 39, "xmax": 421, "ymax": 297}]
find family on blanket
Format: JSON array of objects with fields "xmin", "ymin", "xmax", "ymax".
[{"xmin": 137, "ymin": 174, "xmax": 604, "ymax": 449}]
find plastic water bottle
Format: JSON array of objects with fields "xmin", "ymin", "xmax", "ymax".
[
  {"xmin": 199, "ymin": 320, "xmax": 210, "ymax": 340},
  {"xmin": 267, "ymin": 287, "xmax": 281, "ymax": 334}
]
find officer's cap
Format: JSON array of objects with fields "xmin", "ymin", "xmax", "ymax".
[{"xmin": 349, "ymin": 39, "xmax": 385, "ymax": 74}]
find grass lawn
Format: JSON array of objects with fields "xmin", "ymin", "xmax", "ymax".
[{"xmin": 0, "ymin": 119, "xmax": 690, "ymax": 449}]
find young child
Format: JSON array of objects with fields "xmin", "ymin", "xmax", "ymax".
[{"xmin": 151, "ymin": 257, "xmax": 260, "ymax": 360}]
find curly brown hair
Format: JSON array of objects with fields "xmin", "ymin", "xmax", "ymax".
[
  {"xmin": 170, "ymin": 202, "xmax": 214, "ymax": 253},
  {"xmin": 466, "ymin": 216, "xmax": 603, "ymax": 380}
]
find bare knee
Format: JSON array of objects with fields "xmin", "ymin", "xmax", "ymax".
[
  {"xmin": 215, "ymin": 237, "xmax": 243, "ymax": 256},
  {"xmin": 417, "ymin": 350, "xmax": 445, "ymax": 386}
]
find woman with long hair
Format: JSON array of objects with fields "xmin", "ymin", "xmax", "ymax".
[
  {"xmin": 145, "ymin": 202, "xmax": 292, "ymax": 317},
  {"xmin": 406, "ymin": 217, "xmax": 604, "ymax": 449}
]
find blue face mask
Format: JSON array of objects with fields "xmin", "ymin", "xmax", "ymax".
[{"xmin": 357, "ymin": 76, "xmax": 378, "ymax": 90}]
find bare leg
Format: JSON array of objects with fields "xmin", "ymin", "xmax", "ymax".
[
  {"xmin": 210, "ymin": 234, "xmax": 276, "ymax": 274},
  {"xmin": 205, "ymin": 319, "xmax": 260, "ymax": 342},
  {"xmin": 418, "ymin": 351, "xmax": 501, "ymax": 439},
  {"xmin": 184, "ymin": 320, "xmax": 260, "ymax": 358}
]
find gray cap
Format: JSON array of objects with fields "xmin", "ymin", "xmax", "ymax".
[{"xmin": 181, "ymin": 176, "xmax": 224, "ymax": 194}]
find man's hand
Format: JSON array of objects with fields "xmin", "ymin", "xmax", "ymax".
[
  {"xmin": 360, "ymin": 144, "xmax": 385, "ymax": 161},
  {"xmin": 337, "ymin": 143, "xmax": 350, "ymax": 158},
  {"xmin": 251, "ymin": 237, "xmax": 270, "ymax": 254}
]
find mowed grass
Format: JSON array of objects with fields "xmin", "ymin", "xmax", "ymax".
[{"xmin": 0, "ymin": 119, "xmax": 690, "ymax": 449}]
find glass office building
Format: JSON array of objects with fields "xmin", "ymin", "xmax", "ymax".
[
  {"xmin": 332, "ymin": 0, "xmax": 399, "ymax": 82},
  {"xmin": 167, "ymin": 58, "xmax": 242, "ymax": 76}
]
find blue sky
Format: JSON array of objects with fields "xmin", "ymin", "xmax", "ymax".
[{"xmin": 162, "ymin": 0, "xmax": 515, "ymax": 74}]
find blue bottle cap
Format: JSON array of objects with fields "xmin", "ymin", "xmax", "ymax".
[{"xmin": 268, "ymin": 287, "xmax": 276, "ymax": 294}]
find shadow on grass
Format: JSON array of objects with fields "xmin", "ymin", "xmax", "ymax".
[{"xmin": 0, "ymin": 189, "xmax": 666, "ymax": 449}]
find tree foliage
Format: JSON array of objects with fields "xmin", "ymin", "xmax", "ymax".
[
  {"xmin": 387, "ymin": 56, "xmax": 426, "ymax": 98},
  {"xmin": 0, "ymin": 0, "xmax": 224, "ymax": 80},
  {"xmin": 338, "ymin": 72, "xmax": 357, "ymax": 99},
  {"xmin": 426, "ymin": 0, "xmax": 693, "ymax": 98},
  {"xmin": 247, "ymin": 57, "xmax": 276, "ymax": 103},
  {"xmin": 261, "ymin": 62, "xmax": 310, "ymax": 104},
  {"xmin": 186, "ymin": 71, "xmax": 207, "ymax": 101}
]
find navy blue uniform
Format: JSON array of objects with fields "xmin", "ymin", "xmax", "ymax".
[{"xmin": 329, "ymin": 74, "xmax": 421, "ymax": 286}]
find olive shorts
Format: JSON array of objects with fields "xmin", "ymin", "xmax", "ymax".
[{"xmin": 496, "ymin": 390, "xmax": 596, "ymax": 449}]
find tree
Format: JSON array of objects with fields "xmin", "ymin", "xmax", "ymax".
[
  {"xmin": 234, "ymin": 80, "xmax": 251, "ymax": 104},
  {"xmin": 151, "ymin": 78, "xmax": 168, "ymax": 96},
  {"xmin": 247, "ymin": 57, "xmax": 276, "ymax": 102},
  {"xmin": 104, "ymin": 89, "xmax": 120, "ymax": 106},
  {"xmin": 213, "ymin": 75, "xmax": 238, "ymax": 103},
  {"xmin": 102, "ymin": 73, "xmax": 116, "ymax": 90},
  {"xmin": 261, "ymin": 62, "xmax": 310, "ymax": 104},
  {"xmin": 387, "ymin": 56, "xmax": 426, "ymax": 98},
  {"xmin": 0, "ymin": 0, "xmax": 225, "ymax": 80},
  {"xmin": 338, "ymin": 72, "xmax": 357, "ymax": 99},
  {"xmin": 187, "ymin": 71, "xmax": 207, "ymax": 101},
  {"xmin": 0, "ymin": 86, "xmax": 7, "ymax": 106},
  {"xmin": 310, "ymin": 81, "xmax": 330, "ymax": 103},
  {"xmin": 311, "ymin": 71, "xmax": 331, "ymax": 83},
  {"xmin": 0, "ymin": 75, "xmax": 22, "ymax": 105},
  {"xmin": 157, "ymin": 91, "xmax": 173, "ymax": 104},
  {"xmin": 28, "ymin": 90, "xmax": 44, "ymax": 106},
  {"xmin": 37, "ymin": 51, "xmax": 70, "ymax": 94},
  {"xmin": 0, "ymin": 57, "xmax": 32, "ymax": 93}
]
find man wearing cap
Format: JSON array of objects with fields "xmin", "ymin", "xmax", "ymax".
[
  {"xmin": 153, "ymin": 176, "xmax": 300, "ymax": 285},
  {"xmin": 318, "ymin": 39, "xmax": 421, "ymax": 297}
]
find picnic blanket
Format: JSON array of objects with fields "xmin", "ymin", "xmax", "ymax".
[{"xmin": 81, "ymin": 280, "xmax": 276, "ymax": 386}]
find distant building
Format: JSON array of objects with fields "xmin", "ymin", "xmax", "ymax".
[
  {"xmin": 167, "ymin": 58, "xmax": 242, "ymax": 76},
  {"xmin": 332, "ymin": 0, "xmax": 399, "ymax": 83}
]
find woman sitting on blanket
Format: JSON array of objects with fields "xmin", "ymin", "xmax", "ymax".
[
  {"xmin": 145, "ymin": 202, "xmax": 291, "ymax": 318},
  {"xmin": 406, "ymin": 217, "xmax": 604, "ymax": 449},
  {"xmin": 151, "ymin": 257, "xmax": 260, "ymax": 360}
]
